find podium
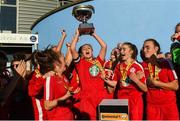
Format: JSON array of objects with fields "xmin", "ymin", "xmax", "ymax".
[{"xmin": 98, "ymin": 99, "xmax": 129, "ymax": 121}]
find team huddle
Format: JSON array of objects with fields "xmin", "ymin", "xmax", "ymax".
[{"xmin": 0, "ymin": 23, "xmax": 180, "ymax": 120}]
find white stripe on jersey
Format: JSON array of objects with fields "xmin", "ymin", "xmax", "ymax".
[
  {"xmin": 167, "ymin": 60, "xmax": 178, "ymax": 80},
  {"xmin": 35, "ymin": 98, "xmax": 43, "ymax": 121},
  {"xmin": 135, "ymin": 61, "xmax": 145, "ymax": 72},
  {"xmin": 74, "ymin": 56, "xmax": 80, "ymax": 63},
  {"xmin": 135, "ymin": 61, "xmax": 146, "ymax": 84},
  {"xmin": 46, "ymin": 76, "xmax": 51, "ymax": 100}
]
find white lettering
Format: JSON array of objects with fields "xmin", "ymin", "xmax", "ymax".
[{"xmin": 0, "ymin": 33, "xmax": 38, "ymax": 44}]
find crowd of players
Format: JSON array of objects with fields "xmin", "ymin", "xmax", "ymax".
[{"xmin": 0, "ymin": 23, "xmax": 180, "ymax": 120}]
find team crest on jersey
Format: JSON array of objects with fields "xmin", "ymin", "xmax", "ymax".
[
  {"xmin": 130, "ymin": 67, "xmax": 136, "ymax": 73},
  {"xmin": 89, "ymin": 64, "xmax": 100, "ymax": 77}
]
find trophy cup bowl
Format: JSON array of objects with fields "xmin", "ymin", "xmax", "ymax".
[{"xmin": 72, "ymin": 5, "xmax": 95, "ymax": 35}]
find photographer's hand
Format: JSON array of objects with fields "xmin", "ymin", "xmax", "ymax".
[
  {"xmin": 171, "ymin": 32, "xmax": 180, "ymax": 42},
  {"xmin": 14, "ymin": 60, "xmax": 26, "ymax": 77}
]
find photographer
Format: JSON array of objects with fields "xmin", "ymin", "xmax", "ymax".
[
  {"xmin": 171, "ymin": 23, "xmax": 180, "ymax": 74},
  {"xmin": 9, "ymin": 52, "xmax": 33, "ymax": 119},
  {"xmin": 0, "ymin": 50, "xmax": 26, "ymax": 119},
  {"xmin": 171, "ymin": 23, "xmax": 180, "ymax": 117}
]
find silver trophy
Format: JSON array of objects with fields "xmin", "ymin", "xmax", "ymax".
[{"xmin": 72, "ymin": 5, "xmax": 95, "ymax": 35}]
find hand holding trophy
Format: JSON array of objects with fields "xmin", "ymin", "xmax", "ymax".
[{"xmin": 72, "ymin": 5, "xmax": 95, "ymax": 35}]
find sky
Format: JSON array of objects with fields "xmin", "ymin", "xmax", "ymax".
[{"xmin": 32, "ymin": 0, "xmax": 180, "ymax": 61}]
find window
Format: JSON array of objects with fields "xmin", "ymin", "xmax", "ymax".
[
  {"xmin": 1, "ymin": 0, "xmax": 16, "ymax": 5},
  {"xmin": 0, "ymin": 6, "xmax": 16, "ymax": 33}
]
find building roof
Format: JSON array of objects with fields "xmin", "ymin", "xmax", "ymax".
[{"xmin": 31, "ymin": 0, "xmax": 92, "ymax": 30}]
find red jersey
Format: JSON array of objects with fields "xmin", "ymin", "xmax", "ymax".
[
  {"xmin": 141, "ymin": 59, "xmax": 178, "ymax": 105},
  {"xmin": 113, "ymin": 61, "xmax": 146, "ymax": 98},
  {"xmin": 69, "ymin": 69, "xmax": 81, "ymax": 92},
  {"xmin": 44, "ymin": 75, "xmax": 73, "ymax": 120},
  {"xmin": 103, "ymin": 60, "xmax": 115, "ymax": 98},
  {"xmin": 104, "ymin": 60, "xmax": 114, "ymax": 80},
  {"xmin": 69, "ymin": 69, "xmax": 82, "ymax": 119},
  {"xmin": 74, "ymin": 56, "xmax": 108, "ymax": 120},
  {"xmin": 28, "ymin": 70, "xmax": 44, "ymax": 97},
  {"xmin": 28, "ymin": 69, "xmax": 47, "ymax": 120},
  {"xmin": 69, "ymin": 69, "xmax": 81, "ymax": 106},
  {"xmin": 104, "ymin": 60, "xmax": 112, "ymax": 69},
  {"xmin": 113, "ymin": 61, "xmax": 146, "ymax": 120}
]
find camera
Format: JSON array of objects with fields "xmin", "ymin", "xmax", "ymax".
[
  {"xmin": 177, "ymin": 36, "xmax": 180, "ymax": 41},
  {"xmin": 171, "ymin": 35, "xmax": 180, "ymax": 42}
]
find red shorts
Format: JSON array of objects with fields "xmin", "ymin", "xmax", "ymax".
[
  {"xmin": 129, "ymin": 96, "xmax": 143, "ymax": 120},
  {"xmin": 119, "ymin": 94, "xmax": 143, "ymax": 120},
  {"xmin": 147, "ymin": 103, "xmax": 179, "ymax": 120}
]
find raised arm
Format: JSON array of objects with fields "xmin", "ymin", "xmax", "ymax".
[
  {"xmin": 65, "ymin": 42, "xmax": 73, "ymax": 67},
  {"xmin": 91, "ymin": 31, "xmax": 107, "ymax": 60},
  {"xmin": 70, "ymin": 29, "xmax": 80, "ymax": 60},
  {"xmin": 54, "ymin": 29, "xmax": 66, "ymax": 53}
]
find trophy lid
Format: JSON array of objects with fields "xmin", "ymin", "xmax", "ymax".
[{"xmin": 72, "ymin": 5, "xmax": 95, "ymax": 22}]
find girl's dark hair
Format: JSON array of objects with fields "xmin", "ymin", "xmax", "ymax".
[
  {"xmin": 111, "ymin": 47, "xmax": 120, "ymax": 70},
  {"xmin": 140, "ymin": 49, "xmax": 147, "ymax": 61},
  {"xmin": 31, "ymin": 50, "xmax": 43, "ymax": 68},
  {"xmin": 144, "ymin": 38, "xmax": 161, "ymax": 54},
  {"xmin": 78, "ymin": 45, "xmax": 83, "ymax": 56},
  {"xmin": 13, "ymin": 52, "xmax": 26, "ymax": 61},
  {"xmin": 11, "ymin": 52, "xmax": 26, "ymax": 69},
  {"xmin": 175, "ymin": 23, "xmax": 180, "ymax": 33},
  {"xmin": 38, "ymin": 48, "xmax": 60, "ymax": 75},
  {"xmin": 78, "ymin": 44, "xmax": 93, "ymax": 55},
  {"xmin": 123, "ymin": 42, "xmax": 138, "ymax": 59}
]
